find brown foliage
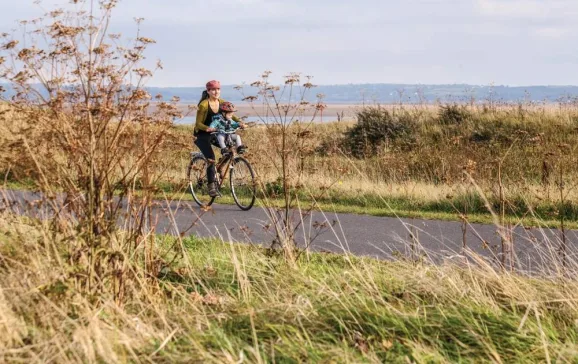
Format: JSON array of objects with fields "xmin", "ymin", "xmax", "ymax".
[{"xmin": 0, "ymin": 0, "xmax": 183, "ymax": 301}]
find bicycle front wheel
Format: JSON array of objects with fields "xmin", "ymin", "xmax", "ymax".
[
  {"xmin": 230, "ymin": 156, "xmax": 256, "ymax": 211},
  {"xmin": 187, "ymin": 155, "xmax": 215, "ymax": 208}
]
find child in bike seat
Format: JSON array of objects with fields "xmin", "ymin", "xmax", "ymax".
[{"xmin": 209, "ymin": 101, "xmax": 247, "ymax": 156}]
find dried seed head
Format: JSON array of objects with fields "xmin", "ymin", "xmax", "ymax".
[
  {"xmin": 131, "ymin": 89, "xmax": 151, "ymax": 100},
  {"xmin": 462, "ymin": 159, "xmax": 477, "ymax": 174},
  {"xmin": 137, "ymin": 37, "xmax": 156, "ymax": 44},
  {"xmin": 133, "ymin": 67, "xmax": 152, "ymax": 77},
  {"xmin": 17, "ymin": 47, "xmax": 43, "ymax": 61},
  {"xmin": 101, "ymin": 0, "xmax": 118, "ymax": 10},
  {"xmin": 124, "ymin": 51, "xmax": 142, "ymax": 62},
  {"xmin": 92, "ymin": 44, "xmax": 110, "ymax": 54},
  {"xmin": 2, "ymin": 40, "xmax": 18, "ymax": 50},
  {"xmin": 49, "ymin": 22, "xmax": 84, "ymax": 37},
  {"xmin": 12, "ymin": 71, "xmax": 32, "ymax": 83},
  {"xmin": 48, "ymin": 9, "xmax": 64, "ymax": 18}
]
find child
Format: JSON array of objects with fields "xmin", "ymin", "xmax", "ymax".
[{"xmin": 209, "ymin": 101, "xmax": 247, "ymax": 155}]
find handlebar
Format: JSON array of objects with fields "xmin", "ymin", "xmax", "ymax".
[
  {"xmin": 208, "ymin": 122, "xmax": 256, "ymax": 134},
  {"xmin": 210, "ymin": 130, "xmax": 239, "ymax": 135}
]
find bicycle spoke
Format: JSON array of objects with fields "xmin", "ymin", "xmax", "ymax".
[
  {"xmin": 230, "ymin": 157, "xmax": 256, "ymax": 211},
  {"xmin": 187, "ymin": 156, "xmax": 215, "ymax": 207}
]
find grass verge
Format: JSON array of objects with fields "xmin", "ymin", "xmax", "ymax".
[{"xmin": 0, "ymin": 213, "xmax": 577, "ymax": 362}]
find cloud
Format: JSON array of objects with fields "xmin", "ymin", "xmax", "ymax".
[
  {"xmin": 476, "ymin": 0, "xmax": 578, "ymax": 20},
  {"xmin": 476, "ymin": 0, "xmax": 544, "ymax": 18},
  {"xmin": 534, "ymin": 27, "xmax": 569, "ymax": 38},
  {"xmin": 112, "ymin": 0, "xmax": 286, "ymax": 25},
  {"xmin": 2, "ymin": 0, "xmax": 578, "ymax": 86}
]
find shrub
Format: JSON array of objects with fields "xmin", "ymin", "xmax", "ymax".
[
  {"xmin": 343, "ymin": 106, "xmax": 415, "ymax": 158},
  {"xmin": 438, "ymin": 103, "xmax": 471, "ymax": 125}
]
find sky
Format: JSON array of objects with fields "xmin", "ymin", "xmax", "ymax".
[{"xmin": 1, "ymin": 0, "xmax": 578, "ymax": 87}]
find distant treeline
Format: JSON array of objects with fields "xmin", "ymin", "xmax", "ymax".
[{"xmin": 3, "ymin": 83, "xmax": 578, "ymax": 104}]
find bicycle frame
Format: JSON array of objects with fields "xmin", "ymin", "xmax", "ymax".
[
  {"xmin": 215, "ymin": 152, "xmax": 234, "ymax": 189},
  {"xmin": 211, "ymin": 130, "xmax": 241, "ymax": 186},
  {"xmin": 188, "ymin": 128, "xmax": 256, "ymax": 210}
]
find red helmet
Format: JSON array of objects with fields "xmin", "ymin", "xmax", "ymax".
[
  {"xmin": 219, "ymin": 101, "xmax": 237, "ymax": 112},
  {"xmin": 206, "ymin": 80, "xmax": 221, "ymax": 90}
]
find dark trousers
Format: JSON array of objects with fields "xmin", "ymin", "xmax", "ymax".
[{"xmin": 194, "ymin": 132, "xmax": 216, "ymax": 183}]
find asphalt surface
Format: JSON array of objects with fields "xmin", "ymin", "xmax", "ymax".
[{"xmin": 3, "ymin": 189, "xmax": 578, "ymax": 274}]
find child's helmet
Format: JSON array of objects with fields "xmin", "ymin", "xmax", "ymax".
[{"xmin": 220, "ymin": 101, "xmax": 237, "ymax": 112}]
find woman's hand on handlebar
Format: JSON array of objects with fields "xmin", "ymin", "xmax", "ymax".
[{"xmin": 206, "ymin": 127, "xmax": 217, "ymax": 132}]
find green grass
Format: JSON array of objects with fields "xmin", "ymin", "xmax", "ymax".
[{"xmin": 1, "ymin": 213, "xmax": 577, "ymax": 362}]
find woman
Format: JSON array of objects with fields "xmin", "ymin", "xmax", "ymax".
[{"xmin": 194, "ymin": 80, "xmax": 243, "ymax": 197}]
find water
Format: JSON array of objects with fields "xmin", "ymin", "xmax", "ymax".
[{"xmin": 174, "ymin": 115, "xmax": 353, "ymax": 125}]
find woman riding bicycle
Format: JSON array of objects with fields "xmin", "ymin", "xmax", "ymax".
[{"xmin": 194, "ymin": 80, "xmax": 244, "ymax": 197}]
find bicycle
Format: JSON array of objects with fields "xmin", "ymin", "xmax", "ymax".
[{"xmin": 187, "ymin": 130, "xmax": 256, "ymax": 211}]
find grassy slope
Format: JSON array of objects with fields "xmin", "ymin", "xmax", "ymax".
[{"xmin": 1, "ymin": 214, "xmax": 577, "ymax": 362}]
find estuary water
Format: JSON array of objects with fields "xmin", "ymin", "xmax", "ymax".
[{"xmin": 174, "ymin": 115, "xmax": 354, "ymax": 125}]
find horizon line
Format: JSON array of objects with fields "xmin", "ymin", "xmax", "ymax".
[{"xmin": 145, "ymin": 83, "xmax": 578, "ymax": 88}]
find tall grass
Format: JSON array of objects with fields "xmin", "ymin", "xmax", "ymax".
[
  {"xmin": 84, "ymin": 103, "xmax": 577, "ymax": 224},
  {"xmin": 1, "ymin": 213, "xmax": 577, "ymax": 362},
  {"xmin": 7, "ymin": 101, "xmax": 578, "ymax": 223}
]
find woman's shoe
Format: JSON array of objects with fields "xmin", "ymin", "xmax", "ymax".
[{"xmin": 208, "ymin": 182, "xmax": 219, "ymax": 197}]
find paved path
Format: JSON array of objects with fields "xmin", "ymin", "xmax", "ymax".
[
  {"xmin": 3, "ymin": 190, "xmax": 577, "ymax": 274},
  {"xmin": 156, "ymin": 200, "xmax": 577, "ymax": 271}
]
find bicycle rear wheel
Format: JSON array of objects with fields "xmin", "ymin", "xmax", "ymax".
[
  {"xmin": 230, "ymin": 156, "xmax": 256, "ymax": 211},
  {"xmin": 187, "ymin": 155, "xmax": 215, "ymax": 207}
]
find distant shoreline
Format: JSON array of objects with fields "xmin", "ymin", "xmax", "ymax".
[
  {"xmin": 173, "ymin": 101, "xmax": 576, "ymax": 118},
  {"xmin": 175, "ymin": 103, "xmax": 364, "ymax": 118}
]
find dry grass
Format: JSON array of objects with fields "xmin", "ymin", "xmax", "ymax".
[
  {"xmin": 135, "ymin": 103, "xmax": 578, "ymax": 224},
  {"xmin": 4, "ymin": 101, "xmax": 578, "ymax": 226},
  {"xmin": 1, "ymin": 212, "xmax": 577, "ymax": 362},
  {"xmin": 2, "ymin": 2, "xmax": 577, "ymax": 362}
]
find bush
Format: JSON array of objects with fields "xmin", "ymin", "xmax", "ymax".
[
  {"xmin": 469, "ymin": 114, "xmax": 539, "ymax": 144},
  {"xmin": 438, "ymin": 103, "xmax": 471, "ymax": 125},
  {"xmin": 343, "ymin": 106, "xmax": 415, "ymax": 158}
]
